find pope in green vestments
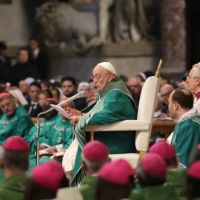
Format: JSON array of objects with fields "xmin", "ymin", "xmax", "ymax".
[{"xmin": 69, "ymin": 62, "xmax": 137, "ymax": 185}]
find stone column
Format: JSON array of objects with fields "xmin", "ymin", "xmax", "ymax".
[{"xmin": 161, "ymin": 0, "xmax": 186, "ymax": 77}]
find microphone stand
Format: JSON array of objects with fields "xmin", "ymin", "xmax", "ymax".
[{"xmin": 35, "ymin": 91, "xmax": 85, "ymax": 166}]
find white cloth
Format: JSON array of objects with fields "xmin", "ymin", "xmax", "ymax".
[{"xmin": 62, "ymin": 138, "xmax": 78, "ymax": 173}]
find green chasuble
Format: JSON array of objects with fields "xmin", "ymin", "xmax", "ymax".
[
  {"xmin": 129, "ymin": 184, "xmax": 179, "ymax": 200},
  {"xmin": 72, "ymin": 77, "xmax": 137, "ymax": 185},
  {"xmin": 0, "ymin": 176, "xmax": 26, "ymax": 200},
  {"xmin": 0, "ymin": 106, "xmax": 33, "ymax": 145},
  {"xmin": 166, "ymin": 169, "xmax": 186, "ymax": 200},
  {"xmin": 79, "ymin": 175, "xmax": 97, "ymax": 200},
  {"xmin": 171, "ymin": 110, "xmax": 200, "ymax": 167}
]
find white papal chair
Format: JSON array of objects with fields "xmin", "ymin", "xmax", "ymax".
[{"xmin": 84, "ymin": 64, "xmax": 161, "ymax": 167}]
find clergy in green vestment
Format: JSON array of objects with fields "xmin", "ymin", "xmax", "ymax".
[
  {"xmin": 34, "ymin": 114, "xmax": 74, "ymax": 165},
  {"xmin": 28, "ymin": 99, "xmax": 73, "ymax": 170},
  {"xmin": 64, "ymin": 62, "xmax": 137, "ymax": 185},
  {"xmin": 149, "ymin": 141, "xmax": 186, "ymax": 199},
  {"xmin": 130, "ymin": 153, "xmax": 179, "ymax": 200},
  {"xmin": 0, "ymin": 92, "xmax": 33, "ymax": 145},
  {"xmin": 24, "ymin": 160, "xmax": 69, "ymax": 200},
  {"xmin": 44, "ymin": 114, "xmax": 73, "ymax": 150},
  {"xmin": 27, "ymin": 114, "xmax": 58, "ymax": 156},
  {"xmin": 0, "ymin": 136, "xmax": 29, "ymax": 200},
  {"xmin": 79, "ymin": 141, "xmax": 109, "ymax": 200},
  {"xmin": 168, "ymin": 89, "xmax": 200, "ymax": 167},
  {"xmin": 96, "ymin": 159, "xmax": 134, "ymax": 200}
]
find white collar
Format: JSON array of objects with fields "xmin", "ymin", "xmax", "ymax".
[{"xmin": 178, "ymin": 108, "xmax": 198, "ymax": 122}]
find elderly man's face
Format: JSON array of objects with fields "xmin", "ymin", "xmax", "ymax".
[
  {"xmin": 92, "ymin": 66, "xmax": 111, "ymax": 92},
  {"xmin": 0, "ymin": 97, "xmax": 16, "ymax": 116},
  {"xmin": 186, "ymin": 68, "xmax": 200, "ymax": 94}
]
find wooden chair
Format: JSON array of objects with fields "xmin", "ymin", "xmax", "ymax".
[{"xmin": 85, "ymin": 75, "xmax": 160, "ymax": 167}]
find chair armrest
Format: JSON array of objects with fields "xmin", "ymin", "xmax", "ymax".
[{"xmin": 85, "ymin": 120, "xmax": 150, "ymax": 132}]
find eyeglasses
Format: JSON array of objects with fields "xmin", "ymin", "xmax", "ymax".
[{"xmin": 91, "ymin": 73, "xmax": 109, "ymax": 80}]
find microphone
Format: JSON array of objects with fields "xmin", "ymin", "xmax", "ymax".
[
  {"xmin": 35, "ymin": 91, "xmax": 85, "ymax": 165},
  {"xmin": 37, "ymin": 91, "xmax": 85, "ymax": 118},
  {"xmin": 58, "ymin": 91, "xmax": 85, "ymax": 106}
]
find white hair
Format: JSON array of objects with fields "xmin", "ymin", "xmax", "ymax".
[
  {"xmin": 77, "ymin": 82, "xmax": 90, "ymax": 93},
  {"xmin": 192, "ymin": 62, "xmax": 200, "ymax": 78}
]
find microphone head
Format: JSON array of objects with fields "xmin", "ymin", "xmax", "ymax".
[
  {"xmin": 78, "ymin": 90, "xmax": 86, "ymax": 98},
  {"xmin": 57, "ymin": 91, "xmax": 87, "ymax": 107}
]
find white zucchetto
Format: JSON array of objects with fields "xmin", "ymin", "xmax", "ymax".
[{"xmin": 97, "ymin": 62, "xmax": 117, "ymax": 75}]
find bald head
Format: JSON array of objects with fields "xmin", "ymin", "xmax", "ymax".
[
  {"xmin": 160, "ymin": 84, "xmax": 174, "ymax": 104},
  {"xmin": 127, "ymin": 78, "xmax": 142, "ymax": 96},
  {"xmin": 92, "ymin": 63, "xmax": 116, "ymax": 92},
  {"xmin": 160, "ymin": 84, "xmax": 174, "ymax": 93}
]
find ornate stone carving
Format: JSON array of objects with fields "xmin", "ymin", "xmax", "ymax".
[
  {"xmin": 35, "ymin": 0, "xmax": 155, "ymax": 53},
  {"xmin": 35, "ymin": 1, "xmax": 100, "ymax": 53}
]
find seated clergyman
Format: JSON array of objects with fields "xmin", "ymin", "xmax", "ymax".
[{"xmin": 62, "ymin": 62, "xmax": 137, "ymax": 185}]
